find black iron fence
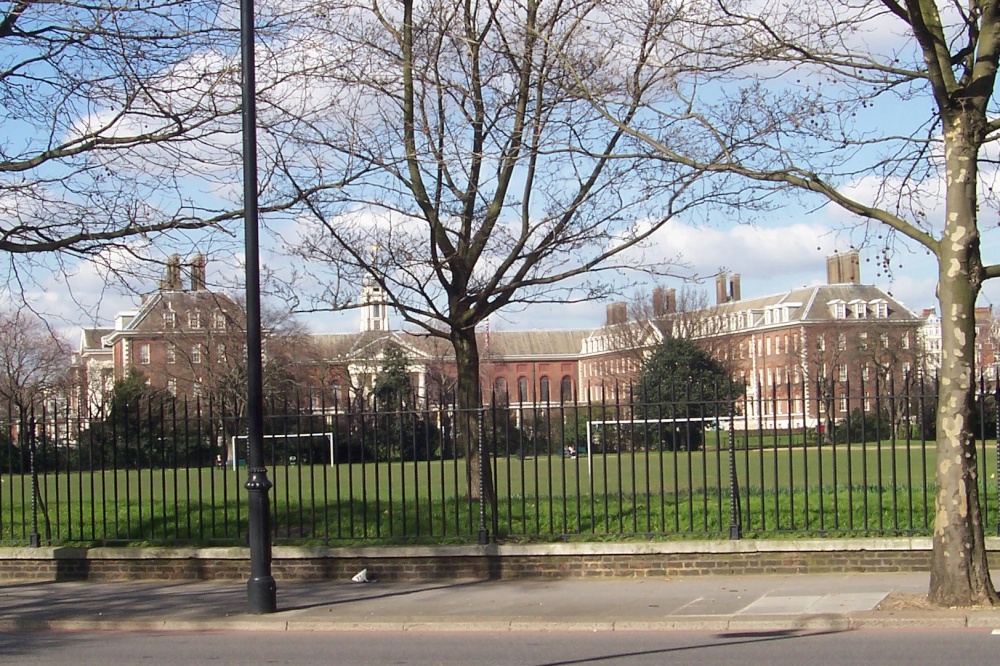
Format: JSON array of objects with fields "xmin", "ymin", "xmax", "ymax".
[{"xmin": 2, "ymin": 374, "xmax": 998, "ymax": 546}]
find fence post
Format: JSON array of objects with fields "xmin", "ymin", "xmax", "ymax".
[
  {"xmin": 728, "ymin": 411, "xmax": 742, "ymax": 540},
  {"xmin": 28, "ymin": 418, "xmax": 39, "ymax": 548},
  {"xmin": 994, "ymin": 367, "xmax": 999, "ymax": 537},
  {"xmin": 477, "ymin": 405, "xmax": 489, "ymax": 545}
]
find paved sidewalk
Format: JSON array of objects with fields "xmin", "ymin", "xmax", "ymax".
[{"xmin": 0, "ymin": 572, "xmax": 996, "ymax": 633}]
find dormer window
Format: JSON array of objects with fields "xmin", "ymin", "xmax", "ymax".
[
  {"xmin": 213, "ymin": 313, "xmax": 227, "ymax": 330},
  {"xmin": 164, "ymin": 312, "xmax": 176, "ymax": 328},
  {"xmin": 828, "ymin": 300, "xmax": 847, "ymax": 319},
  {"xmin": 189, "ymin": 311, "xmax": 202, "ymax": 328},
  {"xmin": 850, "ymin": 300, "xmax": 867, "ymax": 318},
  {"xmin": 871, "ymin": 300, "xmax": 889, "ymax": 318}
]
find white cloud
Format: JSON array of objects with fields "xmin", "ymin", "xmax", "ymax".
[{"xmin": 638, "ymin": 217, "xmax": 839, "ymax": 281}]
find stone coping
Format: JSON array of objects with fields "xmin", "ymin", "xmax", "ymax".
[{"xmin": 0, "ymin": 537, "xmax": 984, "ymax": 561}]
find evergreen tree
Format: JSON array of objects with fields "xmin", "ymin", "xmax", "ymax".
[{"xmin": 633, "ymin": 337, "xmax": 743, "ymax": 451}]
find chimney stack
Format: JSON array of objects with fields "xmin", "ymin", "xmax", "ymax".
[
  {"xmin": 606, "ymin": 302, "xmax": 627, "ymax": 326},
  {"xmin": 716, "ymin": 274, "xmax": 727, "ymax": 305},
  {"xmin": 190, "ymin": 254, "xmax": 207, "ymax": 291},
  {"xmin": 827, "ymin": 250, "xmax": 861, "ymax": 284},
  {"xmin": 716, "ymin": 274, "xmax": 741, "ymax": 304},
  {"xmin": 159, "ymin": 254, "xmax": 183, "ymax": 291}
]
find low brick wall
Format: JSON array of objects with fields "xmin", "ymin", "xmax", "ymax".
[{"xmin": 2, "ymin": 538, "xmax": 993, "ymax": 582}]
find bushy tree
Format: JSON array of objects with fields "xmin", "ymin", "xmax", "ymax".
[{"xmin": 633, "ymin": 337, "xmax": 743, "ymax": 451}]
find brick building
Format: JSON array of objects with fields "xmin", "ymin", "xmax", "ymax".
[
  {"xmin": 578, "ymin": 252, "xmax": 923, "ymax": 430},
  {"xmin": 72, "ymin": 252, "xmax": 925, "ymax": 433},
  {"xmin": 74, "ymin": 255, "xmax": 247, "ymax": 405}
]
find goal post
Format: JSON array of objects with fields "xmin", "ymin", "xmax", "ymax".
[
  {"xmin": 584, "ymin": 416, "xmax": 721, "ymax": 478},
  {"xmin": 229, "ymin": 432, "xmax": 336, "ymax": 469}
]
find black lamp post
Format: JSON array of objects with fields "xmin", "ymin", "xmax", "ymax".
[{"xmin": 240, "ymin": 0, "xmax": 277, "ymax": 614}]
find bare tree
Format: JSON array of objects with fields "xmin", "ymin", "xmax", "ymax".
[
  {"xmin": 565, "ymin": 0, "xmax": 1000, "ymax": 606},
  {"xmin": 0, "ymin": 309, "xmax": 69, "ymax": 452},
  {"xmin": 275, "ymin": 0, "xmax": 729, "ymax": 497},
  {"xmin": 0, "ymin": 0, "xmax": 343, "ymax": 304}
]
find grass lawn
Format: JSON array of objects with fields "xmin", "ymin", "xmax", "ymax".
[{"xmin": 2, "ymin": 440, "xmax": 997, "ymax": 545}]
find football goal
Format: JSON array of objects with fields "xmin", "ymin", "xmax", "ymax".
[{"xmin": 228, "ymin": 432, "xmax": 336, "ymax": 470}]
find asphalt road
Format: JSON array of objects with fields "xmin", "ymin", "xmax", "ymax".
[{"xmin": 2, "ymin": 629, "xmax": 998, "ymax": 666}]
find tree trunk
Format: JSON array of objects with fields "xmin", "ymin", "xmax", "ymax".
[
  {"xmin": 928, "ymin": 124, "xmax": 998, "ymax": 606},
  {"xmin": 452, "ymin": 328, "xmax": 495, "ymax": 503}
]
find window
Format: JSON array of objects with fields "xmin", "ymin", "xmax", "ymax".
[
  {"xmin": 517, "ymin": 377, "xmax": 529, "ymax": 403},
  {"xmin": 331, "ymin": 381, "xmax": 342, "ymax": 405},
  {"xmin": 191, "ymin": 344, "xmax": 202, "ymax": 364},
  {"xmin": 494, "ymin": 377, "xmax": 507, "ymax": 398},
  {"xmin": 217, "ymin": 343, "xmax": 227, "ymax": 363},
  {"xmin": 213, "ymin": 313, "xmax": 227, "ymax": 330},
  {"xmin": 167, "ymin": 378, "xmax": 177, "ymax": 396},
  {"xmin": 901, "ymin": 333, "xmax": 910, "ymax": 349},
  {"xmin": 839, "ymin": 363, "xmax": 848, "ymax": 379},
  {"xmin": 765, "ymin": 338, "xmax": 771, "ymax": 356},
  {"xmin": 818, "ymin": 336, "xmax": 826, "ymax": 352},
  {"xmin": 837, "ymin": 333, "xmax": 846, "ymax": 351},
  {"xmin": 138, "ymin": 344, "xmax": 150, "ymax": 365},
  {"xmin": 860, "ymin": 332, "xmax": 868, "ymax": 350},
  {"xmin": 560, "ymin": 376, "xmax": 573, "ymax": 403},
  {"xmin": 166, "ymin": 343, "xmax": 176, "ymax": 364},
  {"xmin": 164, "ymin": 311, "xmax": 176, "ymax": 328},
  {"xmin": 880, "ymin": 332, "xmax": 889, "ymax": 349},
  {"xmin": 188, "ymin": 311, "xmax": 202, "ymax": 328},
  {"xmin": 539, "ymin": 376, "xmax": 550, "ymax": 403},
  {"xmin": 873, "ymin": 301, "xmax": 889, "ymax": 318},
  {"xmin": 193, "ymin": 380, "xmax": 203, "ymax": 399},
  {"xmin": 862, "ymin": 365, "xmax": 870, "ymax": 381}
]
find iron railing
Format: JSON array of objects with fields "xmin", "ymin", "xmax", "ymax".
[{"xmin": 1, "ymin": 374, "xmax": 997, "ymax": 546}]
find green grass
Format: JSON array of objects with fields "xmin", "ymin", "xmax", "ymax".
[{"xmin": 2, "ymin": 442, "xmax": 996, "ymax": 546}]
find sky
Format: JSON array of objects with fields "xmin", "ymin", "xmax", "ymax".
[
  {"xmin": 25, "ymin": 197, "xmax": 999, "ymax": 342},
  {"xmin": 13, "ymin": 0, "xmax": 1000, "ymax": 341}
]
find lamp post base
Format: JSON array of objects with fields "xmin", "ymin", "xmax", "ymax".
[{"xmin": 247, "ymin": 575, "xmax": 277, "ymax": 614}]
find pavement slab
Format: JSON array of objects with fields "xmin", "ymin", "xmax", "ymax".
[{"xmin": 0, "ymin": 571, "xmax": 992, "ymax": 633}]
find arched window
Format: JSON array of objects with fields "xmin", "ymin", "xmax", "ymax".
[
  {"xmin": 560, "ymin": 376, "xmax": 573, "ymax": 403},
  {"xmin": 494, "ymin": 377, "xmax": 507, "ymax": 399},
  {"xmin": 539, "ymin": 376, "xmax": 550, "ymax": 403},
  {"xmin": 517, "ymin": 376, "xmax": 529, "ymax": 403}
]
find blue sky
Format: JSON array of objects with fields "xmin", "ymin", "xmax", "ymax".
[
  {"xmin": 15, "ymin": 0, "xmax": 1000, "ymax": 340},
  {"xmin": 26, "ymin": 193, "xmax": 992, "ymax": 341}
]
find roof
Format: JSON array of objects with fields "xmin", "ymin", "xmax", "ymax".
[
  {"xmin": 481, "ymin": 330, "xmax": 589, "ymax": 358},
  {"xmin": 646, "ymin": 283, "xmax": 919, "ymax": 338},
  {"xmin": 80, "ymin": 328, "xmax": 113, "ymax": 352},
  {"xmin": 103, "ymin": 289, "xmax": 244, "ymax": 342},
  {"xmin": 309, "ymin": 328, "xmax": 588, "ymax": 362}
]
